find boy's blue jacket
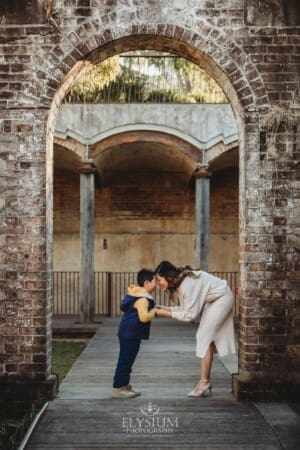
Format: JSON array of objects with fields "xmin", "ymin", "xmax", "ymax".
[{"xmin": 118, "ymin": 286, "xmax": 155, "ymax": 340}]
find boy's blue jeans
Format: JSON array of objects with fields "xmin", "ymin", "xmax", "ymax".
[{"xmin": 113, "ymin": 338, "xmax": 141, "ymax": 388}]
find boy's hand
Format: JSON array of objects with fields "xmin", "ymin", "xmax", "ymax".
[
  {"xmin": 154, "ymin": 308, "xmax": 163, "ymax": 317},
  {"xmin": 156, "ymin": 305, "xmax": 171, "ymax": 311}
]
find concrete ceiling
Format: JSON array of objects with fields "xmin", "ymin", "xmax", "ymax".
[
  {"xmin": 54, "ymin": 139, "xmax": 239, "ymax": 185},
  {"xmin": 92, "ymin": 140, "xmax": 197, "ymax": 185},
  {"xmin": 54, "ymin": 145, "xmax": 82, "ymax": 172},
  {"xmin": 208, "ymin": 147, "xmax": 239, "ymax": 173}
]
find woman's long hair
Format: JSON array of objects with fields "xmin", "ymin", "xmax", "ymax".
[{"xmin": 154, "ymin": 260, "xmax": 201, "ymax": 299}]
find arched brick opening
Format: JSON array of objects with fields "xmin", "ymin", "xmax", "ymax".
[
  {"xmin": 44, "ymin": 28, "xmax": 263, "ymax": 401},
  {"xmin": 44, "ymin": 23, "xmax": 269, "ymax": 397}
]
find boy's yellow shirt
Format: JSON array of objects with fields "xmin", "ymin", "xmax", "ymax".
[{"xmin": 128, "ymin": 285, "xmax": 156, "ymax": 323}]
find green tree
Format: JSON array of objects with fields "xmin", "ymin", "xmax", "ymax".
[
  {"xmin": 65, "ymin": 56, "xmax": 121, "ymax": 103},
  {"xmin": 65, "ymin": 52, "xmax": 228, "ymax": 104}
]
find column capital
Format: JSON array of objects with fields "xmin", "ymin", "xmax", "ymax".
[
  {"xmin": 194, "ymin": 164, "xmax": 211, "ymax": 178},
  {"xmin": 79, "ymin": 159, "xmax": 97, "ymax": 174}
]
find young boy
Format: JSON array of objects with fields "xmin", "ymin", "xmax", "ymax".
[{"xmin": 112, "ymin": 268, "xmax": 156, "ymax": 398}]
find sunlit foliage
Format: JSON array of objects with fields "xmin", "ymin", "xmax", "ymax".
[{"xmin": 65, "ymin": 52, "xmax": 228, "ymax": 104}]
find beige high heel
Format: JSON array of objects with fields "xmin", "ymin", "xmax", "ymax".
[{"xmin": 188, "ymin": 380, "xmax": 212, "ymax": 397}]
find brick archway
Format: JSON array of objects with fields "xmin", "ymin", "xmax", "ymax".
[
  {"xmin": 43, "ymin": 23, "xmax": 268, "ymax": 401},
  {"xmin": 44, "ymin": 19, "xmax": 270, "ymax": 298},
  {"xmin": 42, "ymin": 19, "xmax": 269, "ymax": 111}
]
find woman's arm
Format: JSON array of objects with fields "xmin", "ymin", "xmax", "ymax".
[
  {"xmin": 171, "ymin": 278, "xmax": 210, "ymax": 322},
  {"xmin": 155, "ymin": 308, "xmax": 172, "ymax": 318}
]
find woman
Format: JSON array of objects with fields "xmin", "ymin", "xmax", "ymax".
[{"xmin": 154, "ymin": 260, "xmax": 236, "ymax": 397}]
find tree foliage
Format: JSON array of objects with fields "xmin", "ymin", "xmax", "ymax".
[
  {"xmin": 65, "ymin": 53, "xmax": 228, "ymax": 104},
  {"xmin": 65, "ymin": 56, "xmax": 121, "ymax": 103}
]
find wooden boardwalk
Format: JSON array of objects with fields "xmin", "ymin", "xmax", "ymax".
[{"xmin": 26, "ymin": 318, "xmax": 297, "ymax": 449}]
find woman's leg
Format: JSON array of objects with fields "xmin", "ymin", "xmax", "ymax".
[
  {"xmin": 200, "ymin": 342, "xmax": 216, "ymax": 381},
  {"xmin": 188, "ymin": 342, "xmax": 216, "ymax": 396}
]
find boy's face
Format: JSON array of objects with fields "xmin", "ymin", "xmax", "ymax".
[{"xmin": 144, "ymin": 277, "xmax": 156, "ymax": 293}]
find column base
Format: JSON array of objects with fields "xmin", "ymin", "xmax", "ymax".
[
  {"xmin": 0, "ymin": 375, "xmax": 58, "ymax": 418},
  {"xmin": 232, "ymin": 374, "xmax": 300, "ymax": 401}
]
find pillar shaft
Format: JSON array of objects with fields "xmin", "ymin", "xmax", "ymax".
[
  {"xmin": 80, "ymin": 160, "xmax": 96, "ymax": 323},
  {"xmin": 195, "ymin": 167, "xmax": 211, "ymax": 271}
]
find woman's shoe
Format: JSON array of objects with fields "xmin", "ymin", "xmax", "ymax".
[{"xmin": 188, "ymin": 380, "xmax": 212, "ymax": 397}]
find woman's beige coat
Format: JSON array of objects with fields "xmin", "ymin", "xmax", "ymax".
[{"xmin": 170, "ymin": 270, "xmax": 236, "ymax": 358}]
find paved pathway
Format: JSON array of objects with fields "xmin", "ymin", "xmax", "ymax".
[{"xmin": 26, "ymin": 318, "xmax": 299, "ymax": 449}]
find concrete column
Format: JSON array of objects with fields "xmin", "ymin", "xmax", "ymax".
[
  {"xmin": 194, "ymin": 165, "xmax": 211, "ymax": 271},
  {"xmin": 79, "ymin": 159, "xmax": 96, "ymax": 323}
]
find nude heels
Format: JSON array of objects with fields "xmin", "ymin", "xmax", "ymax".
[{"xmin": 188, "ymin": 380, "xmax": 212, "ymax": 397}]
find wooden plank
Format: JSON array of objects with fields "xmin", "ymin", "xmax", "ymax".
[{"xmin": 26, "ymin": 319, "xmax": 283, "ymax": 449}]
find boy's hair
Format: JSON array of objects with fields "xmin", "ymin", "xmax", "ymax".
[{"xmin": 137, "ymin": 268, "xmax": 154, "ymax": 287}]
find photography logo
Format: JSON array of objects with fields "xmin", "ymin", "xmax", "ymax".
[{"xmin": 122, "ymin": 401, "xmax": 179, "ymax": 434}]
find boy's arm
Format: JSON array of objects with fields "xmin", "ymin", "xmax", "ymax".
[{"xmin": 134, "ymin": 298, "xmax": 156, "ymax": 323}]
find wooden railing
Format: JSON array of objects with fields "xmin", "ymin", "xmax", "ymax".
[{"xmin": 53, "ymin": 271, "xmax": 240, "ymax": 318}]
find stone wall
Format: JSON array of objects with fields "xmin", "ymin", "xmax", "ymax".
[{"xmin": 0, "ymin": 0, "xmax": 299, "ymax": 405}]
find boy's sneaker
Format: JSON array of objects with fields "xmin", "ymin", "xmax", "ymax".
[
  {"xmin": 126, "ymin": 384, "xmax": 141, "ymax": 396},
  {"xmin": 112, "ymin": 385, "xmax": 140, "ymax": 398}
]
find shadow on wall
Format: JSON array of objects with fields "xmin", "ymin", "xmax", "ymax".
[
  {"xmin": 0, "ymin": 0, "xmax": 47, "ymax": 24},
  {"xmin": 245, "ymin": 0, "xmax": 300, "ymax": 26}
]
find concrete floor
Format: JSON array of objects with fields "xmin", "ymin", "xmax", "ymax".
[{"xmin": 26, "ymin": 318, "xmax": 300, "ymax": 449}]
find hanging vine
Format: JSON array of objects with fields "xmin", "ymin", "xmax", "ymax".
[
  {"xmin": 260, "ymin": 105, "xmax": 297, "ymax": 160},
  {"xmin": 259, "ymin": 105, "xmax": 298, "ymax": 218}
]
